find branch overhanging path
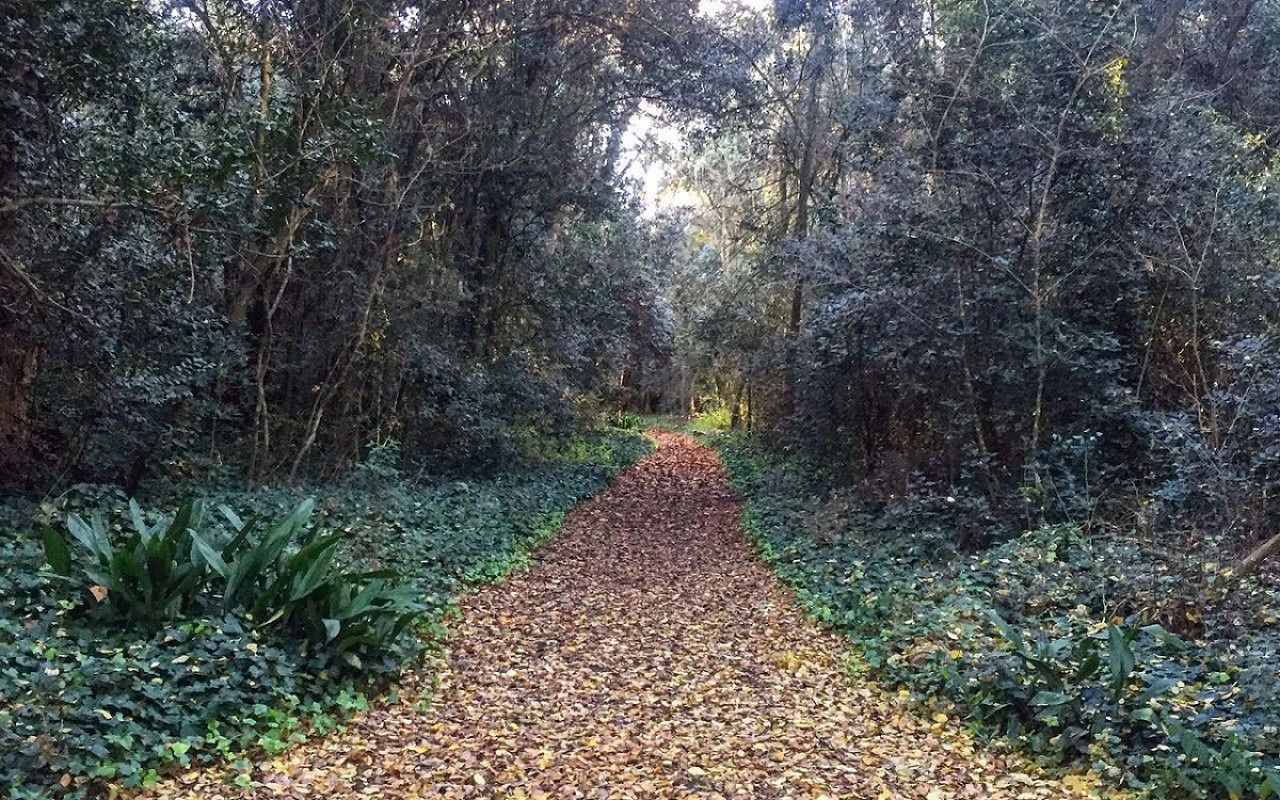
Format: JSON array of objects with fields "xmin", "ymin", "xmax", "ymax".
[{"xmin": 140, "ymin": 433, "xmax": 1089, "ymax": 799}]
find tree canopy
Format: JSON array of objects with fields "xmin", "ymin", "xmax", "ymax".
[{"xmin": 1, "ymin": 0, "xmax": 727, "ymax": 490}]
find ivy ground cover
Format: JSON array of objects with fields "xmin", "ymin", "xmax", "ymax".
[
  {"xmin": 715, "ymin": 436, "xmax": 1280, "ymax": 799},
  {"xmin": 0, "ymin": 431, "xmax": 652, "ymax": 798}
]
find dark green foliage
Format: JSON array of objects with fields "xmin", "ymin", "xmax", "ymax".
[
  {"xmin": 719, "ymin": 437, "xmax": 1280, "ymax": 798},
  {"xmin": 606, "ymin": 411, "xmax": 645, "ymax": 431},
  {"xmin": 660, "ymin": 6, "xmax": 1280, "ymax": 787},
  {"xmin": 1, "ymin": 430, "xmax": 652, "ymax": 797},
  {"xmin": 0, "ymin": 0, "xmax": 701, "ymax": 491},
  {"xmin": 0, "ymin": 599, "xmax": 323, "ymax": 796},
  {"xmin": 1147, "ymin": 337, "xmax": 1280, "ymax": 545},
  {"xmin": 665, "ymin": 0, "xmax": 1280, "ymax": 560},
  {"xmin": 49, "ymin": 501, "xmax": 213, "ymax": 622},
  {"xmin": 42, "ymin": 498, "xmax": 426, "ymax": 668}
]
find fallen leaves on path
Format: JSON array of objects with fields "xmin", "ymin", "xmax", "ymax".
[{"xmin": 133, "ymin": 433, "xmax": 1102, "ymax": 799}]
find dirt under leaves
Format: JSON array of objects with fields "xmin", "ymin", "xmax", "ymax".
[{"xmin": 136, "ymin": 433, "xmax": 1096, "ymax": 800}]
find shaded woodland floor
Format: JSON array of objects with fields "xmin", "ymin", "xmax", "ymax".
[{"xmin": 136, "ymin": 433, "xmax": 1094, "ymax": 799}]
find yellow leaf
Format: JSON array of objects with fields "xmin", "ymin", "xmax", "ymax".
[
  {"xmin": 932, "ymin": 712, "xmax": 948, "ymax": 723},
  {"xmin": 1062, "ymin": 774, "xmax": 1094, "ymax": 794}
]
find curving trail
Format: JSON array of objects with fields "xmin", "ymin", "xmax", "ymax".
[{"xmin": 139, "ymin": 433, "xmax": 1092, "ymax": 800}]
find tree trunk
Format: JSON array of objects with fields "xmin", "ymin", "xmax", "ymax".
[
  {"xmin": 729, "ymin": 379, "xmax": 746, "ymax": 429},
  {"xmin": 0, "ymin": 342, "xmax": 35, "ymax": 472}
]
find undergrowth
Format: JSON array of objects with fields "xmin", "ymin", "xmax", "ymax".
[
  {"xmin": 0, "ymin": 429, "xmax": 652, "ymax": 798},
  {"xmin": 717, "ymin": 435, "xmax": 1280, "ymax": 800}
]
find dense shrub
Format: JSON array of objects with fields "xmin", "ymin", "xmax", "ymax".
[
  {"xmin": 718, "ymin": 436, "xmax": 1280, "ymax": 799},
  {"xmin": 1147, "ymin": 337, "xmax": 1280, "ymax": 553}
]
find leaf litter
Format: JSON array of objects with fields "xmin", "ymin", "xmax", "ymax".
[{"xmin": 131, "ymin": 433, "xmax": 1104, "ymax": 799}]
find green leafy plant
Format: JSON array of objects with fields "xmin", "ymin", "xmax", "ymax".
[
  {"xmin": 203, "ymin": 500, "xmax": 425, "ymax": 666},
  {"xmin": 41, "ymin": 498, "xmax": 426, "ymax": 664},
  {"xmin": 43, "ymin": 500, "xmax": 215, "ymax": 622},
  {"xmin": 687, "ymin": 407, "xmax": 733, "ymax": 435},
  {"xmin": 203, "ymin": 500, "xmax": 332, "ymax": 619},
  {"xmin": 608, "ymin": 411, "xmax": 644, "ymax": 431}
]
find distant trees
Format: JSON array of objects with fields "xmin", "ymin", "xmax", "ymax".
[{"xmin": 0, "ymin": 0, "xmax": 720, "ymax": 491}]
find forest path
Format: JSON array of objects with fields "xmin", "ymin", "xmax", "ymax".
[{"xmin": 143, "ymin": 433, "xmax": 1089, "ymax": 800}]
